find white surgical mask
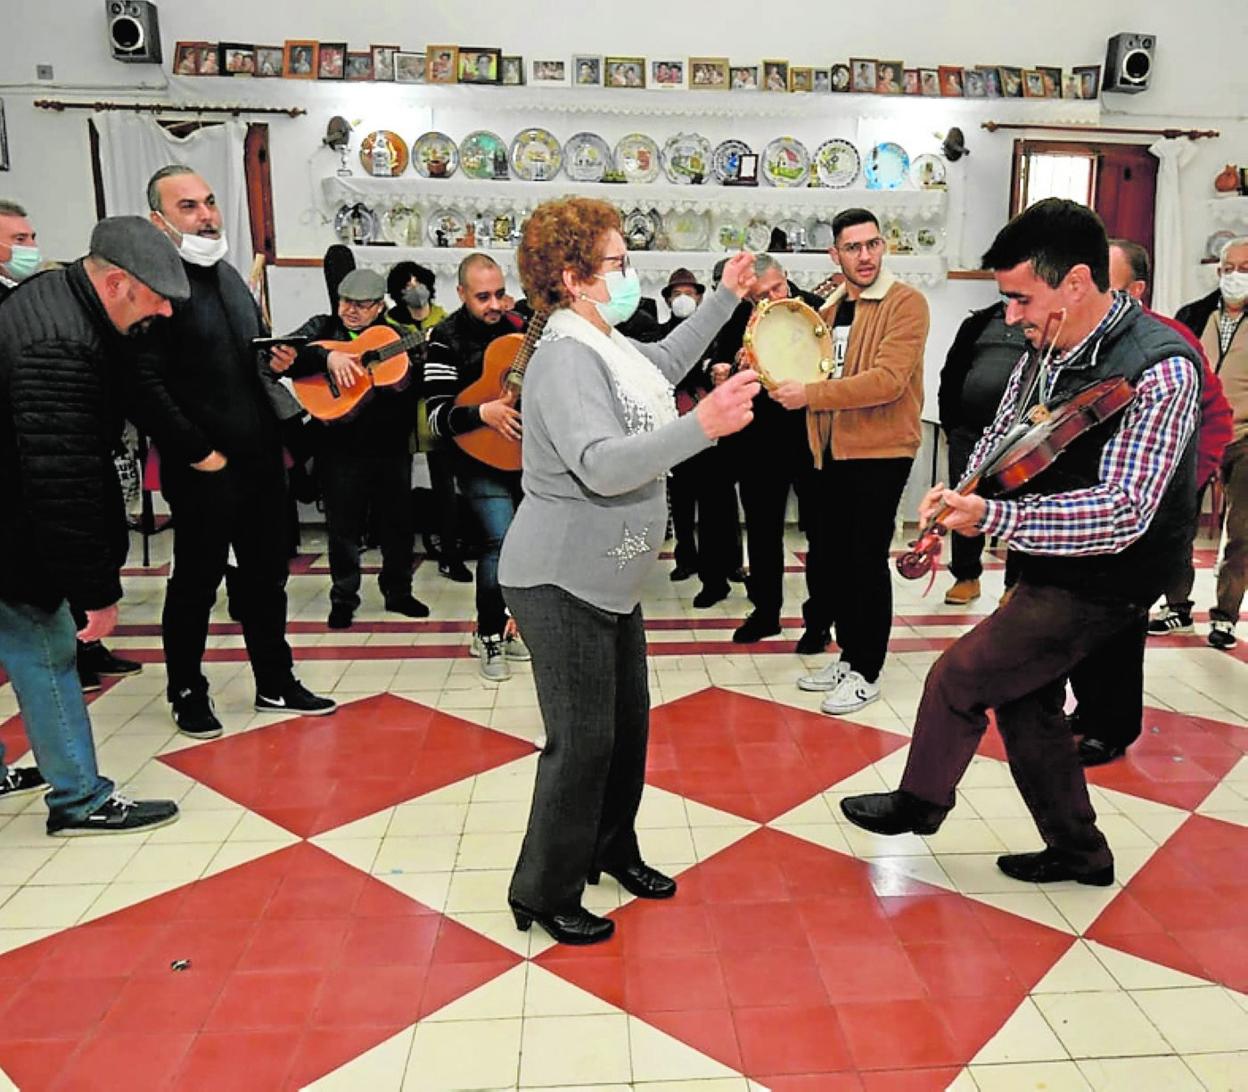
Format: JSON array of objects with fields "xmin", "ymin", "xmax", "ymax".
[
  {"xmin": 670, "ymin": 294, "xmax": 698, "ymax": 319},
  {"xmin": 158, "ymin": 212, "xmax": 228, "ymax": 267},
  {"xmin": 1220, "ymin": 271, "xmax": 1248, "ymax": 303}
]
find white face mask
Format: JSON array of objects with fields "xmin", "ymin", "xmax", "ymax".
[
  {"xmin": 670, "ymin": 293, "xmax": 698, "ymax": 319},
  {"xmin": 1220, "ymin": 270, "xmax": 1248, "ymax": 304},
  {"xmin": 158, "ymin": 212, "xmax": 228, "ymax": 267}
]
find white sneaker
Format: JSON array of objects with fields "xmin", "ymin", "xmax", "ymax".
[
  {"xmin": 797, "ymin": 659, "xmax": 850, "ymax": 692},
  {"xmin": 476, "ymin": 633, "xmax": 512, "ymax": 682},
  {"xmin": 819, "ymin": 670, "xmax": 880, "ymax": 715}
]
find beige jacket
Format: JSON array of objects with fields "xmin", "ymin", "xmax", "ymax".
[{"xmin": 1200, "ymin": 309, "xmax": 1248, "ymax": 443}]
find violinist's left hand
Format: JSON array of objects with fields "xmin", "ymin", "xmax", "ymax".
[{"xmin": 936, "ymin": 489, "xmax": 987, "ymax": 536}]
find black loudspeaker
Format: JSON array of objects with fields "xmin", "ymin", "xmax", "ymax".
[
  {"xmin": 1102, "ymin": 32, "xmax": 1154, "ymax": 94},
  {"xmin": 106, "ymin": 0, "xmax": 162, "ymax": 64}
]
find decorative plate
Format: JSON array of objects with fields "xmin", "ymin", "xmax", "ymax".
[
  {"xmin": 864, "ymin": 142, "xmax": 910, "ymax": 190},
  {"xmin": 761, "ymin": 136, "xmax": 811, "ymax": 188},
  {"xmin": 382, "ymin": 204, "xmax": 422, "ymax": 246},
  {"xmin": 663, "ymin": 209, "xmax": 711, "ymax": 251},
  {"xmin": 813, "ymin": 138, "xmax": 860, "ymax": 188},
  {"xmin": 411, "ymin": 131, "xmax": 459, "ymax": 178},
  {"xmin": 333, "ymin": 203, "xmax": 378, "ymax": 245},
  {"xmin": 623, "ymin": 208, "xmax": 657, "ymax": 250},
  {"xmin": 775, "ymin": 218, "xmax": 805, "ymax": 249},
  {"xmin": 745, "ymin": 217, "xmax": 772, "ymax": 251},
  {"xmin": 711, "ymin": 139, "xmax": 753, "ymax": 184},
  {"xmin": 715, "ymin": 216, "xmax": 746, "ymax": 250},
  {"xmin": 806, "ymin": 217, "xmax": 835, "ymax": 250},
  {"xmin": 358, "ymin": 130, "xmax": 408, "ymax": 177},
  {"xmin": 489, "ymin": 211, "xmax": 517, "ymax": 246},
  {"xmin": 459, "ymin": 130, "xmax": 509, "ymax": 180},
  {"xmin": 910, "ymin": 153, "xmax": 946, "ymax": 189},
  {"xmin": 426, "ymin": 207, "xmax": 469, "ymax": 247},
  {"xmin": 1206, "ymin": 229, "xmax": 1237, "ymax": 261},
  {"xmin": 509, "ymin": 128, "xmax": 563, "ymax": 182},
  {"xmin": 564, "ymin": 132, "xmax": 613, "ymax": 182},
  {"xmin": 915, "ymin": 226, "xmax": 944, "ymax": 253},
  {"xmin": 661, "ymin": 132, "xmax": 712, "ymax": 184},
  {"xmin": 614, "ymin": 133, "xmax": 661, "ymax": 184}
]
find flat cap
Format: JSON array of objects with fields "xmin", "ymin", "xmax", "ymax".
[
  {"xmin": 89, "ymin": 216, "xmax": 189, "ymax": 301},
  {"xmin": 338, "ymin": 268, "xmax": 385, "ymax": 301}
]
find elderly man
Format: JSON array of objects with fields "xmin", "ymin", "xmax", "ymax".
[
  {"xmin": 0, "ymin": 198, "xmax": 39, "ymax": 301},
  {"xmin": 0, "ymin": 217, "xmax": 185, "ymax": 834}
]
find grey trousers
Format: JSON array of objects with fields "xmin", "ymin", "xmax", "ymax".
[{"xmin": 503, "ymin": 583, "xmax": 648, "ymax": 913}]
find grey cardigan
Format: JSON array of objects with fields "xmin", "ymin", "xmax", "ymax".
[{"xmin": 499, "ymin": 283, "xmax": 739, "ymax": 613}]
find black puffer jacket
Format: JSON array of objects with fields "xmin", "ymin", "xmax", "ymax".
[{"xmin": 0, "ymin": 262, "xmax": 130, "ymax": 611}]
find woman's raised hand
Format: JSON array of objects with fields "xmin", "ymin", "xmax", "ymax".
[{"xmin": 695, "ymin": 369, "xmax": 760, "ymax": 439}]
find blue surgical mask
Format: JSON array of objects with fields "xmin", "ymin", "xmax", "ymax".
[
  {"xmin": 593, "ymin": 268, "xmax": 641, "ymax": 327},
  {"xmin": 4, "ymin": 244, "xmax": 40, "ymax": 280}
]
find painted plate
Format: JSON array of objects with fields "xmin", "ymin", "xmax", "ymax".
[
  {"xmin": 1206, "ymin": 229, "xmax": 1237, "ymax": 261},
  {"xmin": 745, "ymin": 217, "xmax": 772, "ymax": 251},
  {"xmin": 564, "ymin": 132, "xmax": 613, "ymax": 182},
  {"xmin": 715, "ymin": 216, "xmax": 746, "ymax": 250},
  {"xmin": 761, "ymin": 136, "xmax": 811, "ymax": 188},
  {"xmin": 382, "ymin": 204, "xmax": 422, "ymax": 246},
  {"xmin": 662, "ymin": 132, "xmax": 712, "ymax": 184},
  {"xmin": 622, "ymin": 207, "xmax": 658, "ymax": 250},
  {"xmin": 813, "ymin": 138, "xmax": 860, "ymax": 188},
  {"xmin": 509, "ymin": 128, "xmax": 563, "ymax": 182},
  {"xmin": 614, "ymin": 133, "xmax": 661, "ymax": 184},
  {"xmin": 333, "ymin": 203, "xmax": 378, "ymax": 244},
  {"xmin": 806, "ymin": 217, "xmax": 835, "ymax": 250},
  {"xmin": 910, "ymin": 153, "xmax": 947, "ymax": 189},
  {"xmin": 358, "ymin": 130, "xmax": 408, "ymax": 177},
  {"xmin": 915, "ymin": 226, "xmax": 944, "ymax": 253},
  {"xmin": 663, "ymin": 209, "xmax": 711, "ymax": 251},
  {"xmin": 459, "ymin": 130, "xmax": 509, "ymax": 180},
  {"xmin": 411, "ymin": 131, "xmax": 459, "ymax": 178},
  {"xmin": 864, "ymin": 142, "xmax": 910, "ymax": 190},
  {"xmin": 711, "ymin": 139, "xmax": 753, "ymax": 184},
  {"xmin": 426, "ymin": 207, "xmax": 469, "ymax": 247}
]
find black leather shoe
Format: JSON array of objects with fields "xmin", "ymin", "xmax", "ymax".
[
  {"xmin": 509, "ymin": 899, "xmax": 615, "ymax": 945},
  {"xmin": 384, "ymin": 594, "xmax": 431, "ymax": 619},
  {"xmin": 1078, "ymin": 737, "xmax": 1127, "ymax": 767},
  {"xmin": 327, "ymin": 604, "xmax": 354, "ymax": 630},
  {"xmin": 438, "ymin": 560, "xmax": 473, "ymax": 583},
  {"xmin": 692, "ymin": 583, "xmax": 730, "ymax": 609},
  {"xmin": 839, "ymin": 790, "xmax": 947, "ymax": 836},
  {"xmin": 996, "ymin": 849, "xmax": 1114, "ymax": 886},
  {"xmin": 733, "ymin": 613, "xmax": 781, "ymax": 644},
  {"xmin": 669, "ymin": 564, "xmax": 695, "ymax": 582},
  {"xmin": 795, "ymin": 627, "xmax": 830, "ymax": 655},
  {"xmin": 728, "ymin": 567, "xmax": 748, "ymax": 583},
  {"xmin": 588, "ymin": 862, "xmax": 677, "ymax": 899}
]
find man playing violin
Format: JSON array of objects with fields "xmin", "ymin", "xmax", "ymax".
[{"xmin": 841, "ymin": 199, "xmax": 1202, "ymax": 886}]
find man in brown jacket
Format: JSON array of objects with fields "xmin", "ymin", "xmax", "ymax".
[{"xmin": 771, "ymin": 208, "xmax": 929, "ymax": 713}]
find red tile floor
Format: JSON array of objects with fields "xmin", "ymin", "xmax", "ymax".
[{"xmin": 0, "ymin": 533, "xmax": 1245, "ymax": 1090}]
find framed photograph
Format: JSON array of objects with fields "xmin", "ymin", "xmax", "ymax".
[
  {"xmin": 317, "ymin": 42, "xmax": 346, "ymax": 80},
  {"xmin": 690, "ymin": 57, "xmax": 729, "ymax": 89},
  {"xmin": 531, "ymin": 59, "xmax": 567, "ymax": 85},
  {"xmin": 850, "ymin": 58, "xmax": 876, "ymax": 93},
  {"xmin": 197, "ymin": 44, "xmax": 220, "ymax": 75},
  {"xmin": 650, "ymin": 59, "xmax": 684, "ymax": 88},
  {"xmin": 998, "ymin": 65, "xmax": 1024, "ymax": 98},
  {"xmin": 901, "ymin": 68, "xmax": 920, "ymax": 95},
  {"xmin": 605, "ymin": 57, "xmax": 646, "ymax": 88},
  {"xmin": 830, "ymin": 63, "xmax": 851, "ymax": 92},
  {"xmin": 371, "ymin": 45, "xmax": 398, "ymax": 81},
  {"xmin": 919, "ymin": 68, "xmax": 941, "ymax": 96},
  {"xmin": 345, "ymin": 51, "xmax": 374, "ymax": 81},
  {"xmin": 976, "ymin": 65, "xmax": 1002, "ymax": 97},
  {"xmin": 813, "ymin": 68, "xmax": 832, "ymax": 92},
  {"xmin": 1037, "ymin": 66, "xmax": 1062, "ymax": 98},
  {"xmin": 218, "ymin": 43, "xmax": 255, "ymax": 76},
  {"xmin": 572, "ymin": 55, "xmax": 602, "ymax": 86},
  {"xmin": 730, "ymin": 65, "xmax": 758, "ymax": 90},
  {"xmin": 1022, "ymin": 68, "xmax": 1046, "ymax": 98},
  {"xmin": 394, "ymin": 51, "xmax": 426, "ymax": 83},
  {"xmin": 254, "ymin": 46, "xmax": 283, "ymax": 77},
  {"xmin": 963, "ymin": 68, "xmax": 987, "ymax": 97},
  {"xmin": 1072, "ymin": 64, "xmax": 1100, "ymax": 100},
  {"xmin": 501, "ymin": 55, "xmax": 524, "ymax": 85},
  {"xmin": 789, "ymin": 66, "xmax": 814, "ymax": 93},
  {"xmin": 761, "ymin": 59, "xmax": 789, "ymax": 92},
  {"xmin": 173, "ymin": 41, "xmax": 204, "ymax": 75},
  {"xmin": 736, "ymin": 153, "xmax": 758, "ymax": 183},
  {"xmin": 876, "ymin": 60, "xmax": 903, "ymax": 94},
  {"xmin": 0, "ymin": 100, "xmax": 9, "ymax": 172},
  {"xmin": 283, "ymin": 40, "xmax": 317, "ymax": 79},
  {"xmin": 939, "ymin": 65, "xmax": 965, "ymax": 96},
  {"xmin": 459, "ymin": 47, "xmax": 501, "ymax": 85},
  {"xmin": 426, "ymin": 46, "xmax": 459, "ymax": 84}
]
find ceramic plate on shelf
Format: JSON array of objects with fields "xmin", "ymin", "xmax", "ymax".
[
  {"xmin": 806, "ymin": 217, "xmax": 835, "ymax": 250},
  {"xmin": 864, "ymin": 142, "xmax": 910, "ymax": 190},
  {"xmin": 662, "ymin": 132, "xmax": 712, "ymax": 184},
  {"xmin": 715, "ymin": 215, "xmax": 746, "ymax": 250},
  {"xmin": 623, "ymin": 207, "xmax": 658, "ymax": 250},
  {"xmin": 1206, "ymin": 229, "xmax": 1237, "ymax": 261},
  {"xmin": 761, "ymin": 136, "xmax": 810, "ymax": 188},
  {"xmin": 382, "ymin": 205, "xmax": 422, "ymax": 246},
  {"xmin": 711, "ymin": 139, "xmax": 753, "ymax": 184},
  {"xmin": 745, "ymin": 217, "xmax": 772, "ymax": 251},
  {"xmin": 358, "ymin": 130, "xmax": 408, "ymax": 177},
  {"xmin": 564, "ymin": 132, "xmax": 613, "ymax": 182},
  {"xmin": 426, "ymin": 207, "xmax": 469, "ymax": 246},
  {"xmin": 459, "ymin": 131, "xmax": 509, "ymax": 180},
  {"xmin": 914, "ymin": 226, "xmax": 944, "ymax": 253},
  {"xmin": 510, "ymin": 127, "xmax": 563, "ymax": 181},
  {"xmin": 775, "ymin": 218, "xmax": 805, "ymax": 249},
  {"xmin": 662, "ymin": 209, "xmax": 711, "ymax": 251},
  {"xmin": 614, "ymin": 133, "xmax": 661, "ymax": 184},
  {"xmin": 411, "ymin": 131, "xmax": 459, "ymax": 178},
  {"xmin": 910, "ymin": 153, "xmax": 946, "ymax": 189},
  {"xmin": 812, "ymin": 139, "xmax": 859, "ymax": 188},
  {"xmin": 333, "ymin": 203, "xmax": 379, "ymax": 244}
]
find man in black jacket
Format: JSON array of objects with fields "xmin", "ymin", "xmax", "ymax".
[
  {"xmin": 130, "ymin": 166, "xmax": 335, "ymax": 739},
  {"xmin": 0, "ymin": 216, "xmax": 182, "ymax": 835}
]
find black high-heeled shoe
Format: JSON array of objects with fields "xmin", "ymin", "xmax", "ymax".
[
  {"xmin": 587, "ymin": 862, "xmax": 677, "ymax": 899},
  {"xmin": 508, "ymin": 899, "xmax": 615, "ymax": 945}
]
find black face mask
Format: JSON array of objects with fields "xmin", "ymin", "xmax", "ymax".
[{"xmin": 402, "ymin": 285, "xmax": 430, "ymax": 310}]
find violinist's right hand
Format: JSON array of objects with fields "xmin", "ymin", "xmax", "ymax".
[{"xmin": 918, "ymin": 482, "xmax": 947, "ymax": 525}]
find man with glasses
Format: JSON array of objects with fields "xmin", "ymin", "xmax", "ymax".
[{"xmin": 771, "ymin": 208, "xmax": 929, "ymax": 714}]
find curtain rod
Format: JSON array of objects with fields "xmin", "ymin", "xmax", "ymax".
[
  {"xmin": 34, "ymin": 99, "xmax": 306, "ymax": 118},
  {"xmin": 982, "ymin": 121, "xmax": 1218, "ymax": 140}
]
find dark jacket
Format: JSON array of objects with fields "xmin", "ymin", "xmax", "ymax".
[
  {"xmin": 423, "ymin": 306, "xmax": 525, "ymax": 441},
  {"xmin": 1175, "ymin": 288, "xmax": 1221, "ymax": 344},
  {"xmin": 0, "ymin": 262, "xmax": 130, "ymax": 611},
  {"xmin": 937, "ymin": 301, "xmax": 1028, "ymax": 432}
]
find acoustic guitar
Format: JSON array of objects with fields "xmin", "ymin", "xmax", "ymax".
[
  {"xmin": 453, "ymin": 311, "xmax": 548, "ymax": 471},
  {"xmin": 291, "ymin": 325, "xmax": 423, "ymax": 423}
]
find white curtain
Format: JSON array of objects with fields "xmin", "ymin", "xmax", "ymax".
[
  {"xmin": 1149, "ymin": 137, "xmax": 1197, "ymax": 318},
  {"xmin": 93, "ymin": 113, "xmax": 253, "ymax": 280}
]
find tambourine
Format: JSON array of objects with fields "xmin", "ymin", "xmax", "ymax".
[{"xmin": 740, "ymin": 297, "xmax": 835, "ymax": 389}]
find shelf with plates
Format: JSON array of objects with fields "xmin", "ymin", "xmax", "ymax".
[{"xmin": 1207, "ymin": 196, "xmax": 1248, "ymax": 225}]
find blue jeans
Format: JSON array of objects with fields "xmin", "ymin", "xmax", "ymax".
[
  {"xmin": 455, "ymin": 457, "xmax": 522, "ymax": 636},
  {"xmin": 0, "ymin": 598, "xmax": 114, "ymax": 819}
]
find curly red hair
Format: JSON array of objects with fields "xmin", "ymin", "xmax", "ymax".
[{"xmin": 517, "ymin": 197, "xmax": 622, "ymax": 311}]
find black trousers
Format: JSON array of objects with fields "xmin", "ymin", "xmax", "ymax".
[
  {"xmin": 504, "ymin": 584, "xmax": 648, "ymax": 914},
  {"xmin": 1067, "ymin": 611, "xmax": 1148, "ymax": 748},
  {"xmin": 160, "ymin": 456, "xmax": 293, "ymax": 701},
  {"xmin": 669, "ymin": 444, "xmax": 740, "ymax": 589},
  {"xmin": 946, "ymin": 427, "xmax": 990, "ymax": 582},
  {"xmin": 426, "ymin": 442, "xmax": 463, "ymax": 564}
]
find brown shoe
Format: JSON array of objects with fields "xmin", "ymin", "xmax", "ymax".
[{"xmin": 944, "ymin": 578, "xmax": 981, "ymax": 606}]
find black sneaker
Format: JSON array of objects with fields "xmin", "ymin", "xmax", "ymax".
[
  {"xmin": 327, "ymin": 604, "xmax": 354, "ymax": 630},
  {"xmin": 732, "ymin": 613, "xmax": 781, "ymax": 644},
  {"xmin": 79, "ymin": 642, "xmax": 143, "ymax": 677},
  {"xmin": 255, "ymin": 680, "xmax": 337, "ymax": 716},
  {"xmin": 384, "ymin": 594, "xmax": 431, "ymax": 619},
  {"xmin": 795, "ymin": 627, "xmax": 830, "ymax": 655},
  {"xmin": 0, "ymin": 767, "xmax": 47, "ymax": 798},
  {"xmin": 78, "ymin": 662, "xmax": 102, "ymax": 693},
  {"xmin": 438, "ymin": 560, "xmax": 473, "ymax": 583},
  {"xmin": 47, "ymin": 793, "xmax": 179, "ymax": 837},
  {"xmin": 171, "ymin": 689, "xmax": 223, "ymax": 740}
]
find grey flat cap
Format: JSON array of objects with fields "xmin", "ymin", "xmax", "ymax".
[
  {"xmin": 89, "ymin": 216, "xmax": 190, "ymax": 301},
  {"xmin": 338, "ymin": 268, "xmax": 385, "ymax": 301}
]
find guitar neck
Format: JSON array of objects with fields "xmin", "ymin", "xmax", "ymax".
[
  {"xmin": 503, "ymin": 311, "xmax": 548, "ymax": 392},
  {"xmin": 362, "ymin": 329, "xmax": 424, "ymax": 366}
]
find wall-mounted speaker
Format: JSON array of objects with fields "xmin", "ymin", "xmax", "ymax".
[
  {"xmin": 106, "ymin": 0, "xmax": 162, "ymax": 64},
  {"xmin": 1102, "ymin": 32, "xmax": 1154, "ymax": 94}
]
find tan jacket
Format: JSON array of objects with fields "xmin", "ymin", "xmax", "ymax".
[
  {"xmin": 1200, "ymin": 308, "xmax": 1248, "ymax": 443},
  {"xmin": 805, "ymin": 270, "xmax": 929, "ymax": 465}
]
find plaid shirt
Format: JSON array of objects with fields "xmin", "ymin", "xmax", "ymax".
[{"xmin": 966, "ymin": 293, "xmax": 1200, "ymax": 556}]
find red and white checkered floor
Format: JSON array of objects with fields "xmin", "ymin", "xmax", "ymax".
[{"xmin": 0, "ymin": 531, "xmax": 1245, "ymax": 1091}]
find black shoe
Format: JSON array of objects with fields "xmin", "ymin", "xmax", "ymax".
[
  {"xmin": 996, "ymin": 849, "xmax": 1114, "ymax": 886},
  {"xmin": 839, "ymin": 790, "xmax": 947, "ymax": 836},
  {"xmin": 385, "ymin": 594, "xmax": 431, "ymax": 619},
  {"xmin": 728, "ymin": 567, "xmax": 748, "ymax": 583},
  {"xmin": 79, "ymin": 643, "xmax": 142, "ymax": 677},
  {"xmin": 509, "ymin": 899, "xmax": 615, "ymax": 945},
  {"xmin": 795, "ymin": 627, "xmax": 830, "ymax": 655},
  {"xmin": 732, "ymin": 613, "xmax": 781, "ymax": 644},
  {"xmin": 692, "ymin": 583, "xmax": 730, "ymax": 609},
  {"xmin": 438, "ymin": 560, "xmax": 472, "ymax": 583},
  {"xmin": 78, "ymin": 662, "xmax": 102, "ymax": 693},
  {"xmin": 47, "ymin": 793, "xmax": 179, "ymax": 837},
  {"xmin": 588, "ymin": 862, "xmax": 677, "ymax": 900},
  {"xmin": 255, "ymin": 680, "xmax": 337, "ymax": 716},
  {"xmin": 0, "ymin": 767, "xmax": 47, "ymax": 798},
  {"xmin": 669, "ymin": 564, "xmax": 695, "ymax": 582},
  {"xmin": 170, "ymin": 689, "xmax": 223, "ymax": 740},
  {"xmin": 1078, "ymin": 737, "xmax": 1128, "ymax": 767},
  {"xmin": 327, "ymin": 604, "xmax": 354, "ymax": 630}
]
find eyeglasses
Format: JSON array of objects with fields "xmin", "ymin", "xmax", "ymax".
[
  {"xmin": 600, "ymin": 252, "xmax": 631, "ymax": 274},
  {"xmin": 835, "ymin": 236, "xmax": 886, "ymax": 257}
]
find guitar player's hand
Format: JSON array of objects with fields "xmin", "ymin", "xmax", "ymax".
[
  {"xmin": 192, "ymin": 450, "xmax": 227, "ymax": 472},
  {"xmin": 327, "ymin": 350, "xmax": 366, "ymax": 389},
  {"xmin": 480, "ymin": 397, "xmax": 522, "ymax": 441},
  {"xmin": 268, "ymin": 345, "xmax": 297, "ymax": 373}
]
